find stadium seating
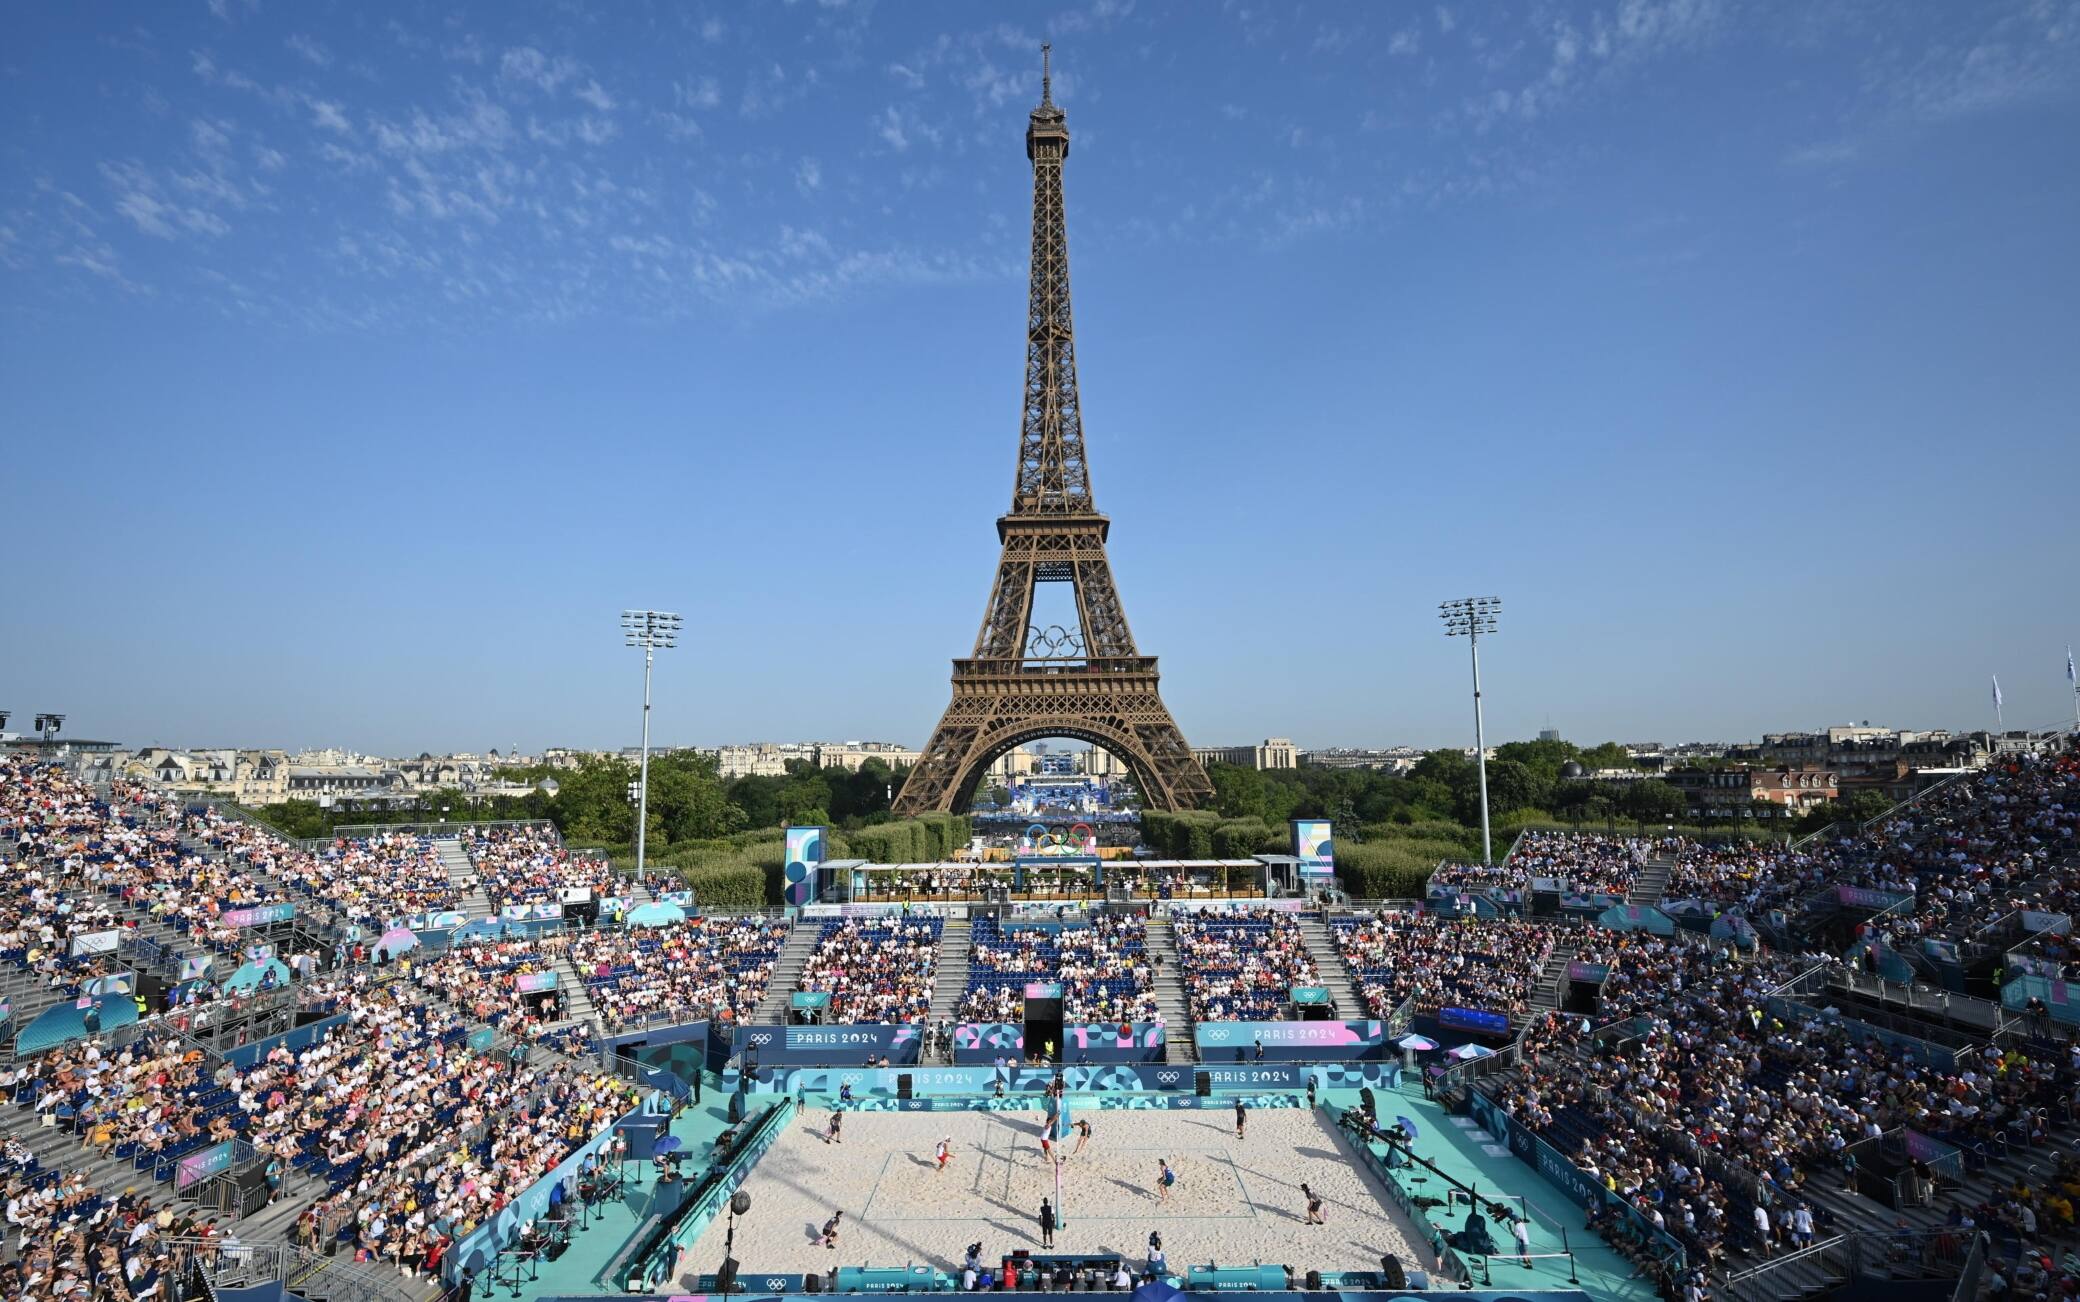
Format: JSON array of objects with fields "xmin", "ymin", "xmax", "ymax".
[
  {"xmin": 1171, "ymin": 907, "xmax": 1317, "ymax": 1022},
  {"xmin": 959, "ymin": 914, "xmax": 1156, "ymax": 1023},
  {"xmin": 796, "ymin": 918, "xmax": 942, "ymax": 1023}
]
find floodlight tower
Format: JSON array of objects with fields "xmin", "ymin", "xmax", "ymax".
[
  {"xmin": 1439, "ymin": 597, "xmax": 1500, "ymax": 865},
  {"xmin": 621, "ymin": 610, "xmax": 681, "ymax": 879}
]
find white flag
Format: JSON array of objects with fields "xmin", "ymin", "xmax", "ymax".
[
  {"xmin": 1993, "ymin": 675, "xmax": 2004, "ymax": 714},
  {"xmin": 2068, "ymin": 646, "xmax": 2076, "ymax": 685}
]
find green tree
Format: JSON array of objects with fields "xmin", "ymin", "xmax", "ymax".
[
  {"xmin": 1492, "ymin": 738, "xmax": 1581, "ymax": 781},
  {"xmin": 1209, "ymin": 764, "xmax": 1269, "ymax": 821},
  {"xmin": 1620, "ymin": 779, "xmax": 1688, "ymax": 824},
  {"xmin": 1576, "ymin": 742, "xmax": 1636, "ymax": 771}
]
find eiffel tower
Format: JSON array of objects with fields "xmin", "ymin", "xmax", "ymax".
[{"xmin": 894, "ymin": 48, "xmax": 1213, "ymax": 816}]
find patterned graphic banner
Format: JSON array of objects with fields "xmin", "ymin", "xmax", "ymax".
[
  {"xmin": 1191, "ymin": 1019, "xmax": 1390, "ymax": 1061},
  {"xmin": 222, "ymin": 902, "xmax": 295, "ymax": 928},
  {"xmin": 174, "ymin": 1141, "xmax": 238, "ymax": 1191},
  {"xmin": 1836, "ymin": 884, "xmax": 1914, "ymax": 911},
  {"xmin": 733, "ymin": 1023, "xmax": 922, "ymax": 1065},
  {"xmin": 724, "ymin": 1060, "xmax": 1404, "ymax": 1098},
  {"xmin": 950, "ymin": 1022, "xmax": 1164, "ymax": 1064}
]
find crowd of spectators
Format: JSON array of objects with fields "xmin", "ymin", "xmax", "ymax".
[
  {"xmin": 796, "ymin": 919, "xmax": 942, "ymax": 1023},
  {"xmin": 1489, "ymin": 943, "xmax": 2074, "ymax": 1279},
  {"xmin": 0, "ymin": 1166, "xmax": 201, "ymax": 1302},
  {"xmin": 1330, "ymin": 912, "xmax": 1556, "ymax": 1019},
  {"xmin": 567, "ymin": 916, "xmax": 791, "ymax": 1029},
  {"xmin": 1510, "ymin": 830, "xmax": 1655, "ymax": 898},
  {"xmin": 958, "ymin": 915, "xmax": 1157, "ymax": 1023},
  {"xmin": 467, "ymin": 825, "xmax": 616, "ymax": 907},
  {"xmin": 1171, "ymin": 907, "xmax": 1317, "ymax": 1022}
]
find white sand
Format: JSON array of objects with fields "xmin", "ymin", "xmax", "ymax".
[{"xmin": 686, "ymin": 1105, "xmax": 1427, "ymax": 1277}]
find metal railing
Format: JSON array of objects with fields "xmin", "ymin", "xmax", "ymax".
[{"xmin": 1720, "ymin": 1232, "xmax": 1849, "ymax": 1300}]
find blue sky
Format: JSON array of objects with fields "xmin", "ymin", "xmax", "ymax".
[{"xmin": 4, "ymin": 1, "xmax": 2078, "ymax": 757}]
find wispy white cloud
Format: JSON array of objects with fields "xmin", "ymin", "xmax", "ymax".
[
  {"xmin": 309, "ymin": 98, "xmax": 353, "ymax": 134},
  {"xmin": 796, "ymin": 157, "xmax": 823, "ymax": 193},
  {"xmin": 499, "ymin": 47, "xmax": 580, "ymax": 96},
  {"xmin": 285, "ymin": 34, "xmax": 332, "ymax": 68},
  {"xmin": 573, "ymin": 80, "xmax": 617, "ymax": 113}
]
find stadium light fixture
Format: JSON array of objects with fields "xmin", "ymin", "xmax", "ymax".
[
  {"xmin": 1439, "ymin": 598, "xmax": 1500, "ymax": 865},
  {"xmin": 622, "ymin": 610, "xmax": 682, "ymax": 880}
]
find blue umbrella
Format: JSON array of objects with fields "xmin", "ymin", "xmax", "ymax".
[
  {"xmin": 1131, "ymin": 1281, "xmax": 1186, "ymax": 1302},
  {"xmin": 652, "ymin": 1134, "xmax": 684, "ymax": 1157},
  {"xmin": 1395, "ymin": 1116, "xmax": 1421, "ymax": 1143}
]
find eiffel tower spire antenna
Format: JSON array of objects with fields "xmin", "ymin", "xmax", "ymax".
[{"xmin": 894, "ymin": 50, "xmax": 1212, "ymax": 816}]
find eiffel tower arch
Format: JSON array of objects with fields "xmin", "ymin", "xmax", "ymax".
[{"xmin": 894, "ymin": 48, "xmax": 1213, "ymax": 816}]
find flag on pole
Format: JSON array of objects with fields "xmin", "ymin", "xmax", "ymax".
[
  {"xmin": 2068, "ymin": 645, "xmax": 2076, "ymax": 685},
  {"xmin": 1993, "ymin": 675, "xmax": 2005, "ymax": 726}
]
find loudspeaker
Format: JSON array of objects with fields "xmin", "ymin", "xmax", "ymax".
[
  {"xmin": 897, "ymin": 1073, "xmax": 914, "ymax": 1100},
  {"xmin": 803, "ymin": 1273, "xmax": 823, "ymax": 1293},
  {"xmin": 1194, "ymin": 1071, "xmax": 1211, "ymax": 1097},
  {"xmin": 1303, "ymin": 1271, "xmax": 1322, "ymax": 1290},
  {"xmin": 1359, "ymin": 1086, "xmax": 1377, "ymax": 1117},
  {"xmin": 715, "ymin": 1258, "xmax": 740, "ymax": 1294},
  {"xmin": 1380, "ymin": 1255, "xmax": 1406, "ymax": 1290}
]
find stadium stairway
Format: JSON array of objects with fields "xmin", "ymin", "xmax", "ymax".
[
  {"xmin": 1144, "ymin": 916, "xmax": 1198, "ymax": 1063},
  {"xmin": 1295, "ymin": 913, "xmax": 1364, "ymax": 1018},
  {"xmin": 439, "ymin": 837, "xmax": 494, "ymax": 917},
  {"xmin": 1525, "ymin": 942, "xmax": 1575, "ymax": 1022},
  {"xmin": 927, "ymin": 917, "xmax": 972, "ymax": 1025},
  {"xmin": 549, "ymin": 952, "xmax": 603, "ymax": 1028},
  {"xmin": 748, "ymin": 921, "xmax": 822, "ymax": 1023},
  {"xmin": 1626, "ymin": 851, "xmax": 1677, "ymax": 907}
]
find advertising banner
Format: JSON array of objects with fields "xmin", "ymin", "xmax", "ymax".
[
  {"xmin": 514, "ymin": 971, "xmax": 559, "ymax": 993},
  {"xmin": 1565, "ymin": 961, "xmax": 1610, "ymax": 984},
  {"xmin": 500, "ymin": 902, "xmax": 564, "ymax": 922},
  {"xmin": 733, "ymin": 1023, "xmax": 923, "ymax": 1066},
  {"xmin": 1290, "ymin": 986, "xmax": 1331, "ymax": 1006},
  {"xmin": 1836, "ymin": 885, "xmax": 1914, "ymax": 912},
  {"xmin": 1595, "ymin": 904, "xmax": 1676, "ymax": 935},
  {"xmin": 726, "ymin": 1060, "xmax": 1405, "ymax": 1100},
  {"xmin": 82, "ymin": 973, "xmax": 136, "ymax": 997},
  {"xmin": 1436, "ymin": 1006, "xmax": 1511, "ymax": 1036},
  {"xmin": 1192, "ymin": 1019, "xmax": 1390, "ymax": 1061},
  {"xmin": 2023, "ymin": 911, "xmax": 2072, "ymax": 935},
  {"xmin": 1023, "ymin": 982, "xmax": 1064, "ymax": 1000},
  {"xmin": 658, "ymin": 890, "xmax": 697, "ymax": 908},
  {"xmin": 174, "ymin": 1141, "xmax": 238, "ymax": 1191},
  {"xmin": 222, "ymin": 902, "xmax": 295, "ymax": 928},
  {"xmin": 68, "ymin": 929, "xmax": 121, "ymax": 957},
  {"xmin": 784, "ymin": 826, "xmax": 828, "ymax": 908},
  {"xmin": 951, "ymin": 1022, "xmax": 1165, "ymax": 1064},
  {"xmin": 1902, "ymin": 1128, "xmax": 1966, "ymax": 1179},
  {"xmin": 2001, "ymin": 974, "xmax": 2080, "ymax": 1026},
  {"xmin": 1291, "ymin": 820, "xmax": 1334, "ymax": 876}
]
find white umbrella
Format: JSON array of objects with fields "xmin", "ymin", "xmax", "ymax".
[
  {"xmin": 1395, "ymin": 1034, "xmax": 1438, "ymax": 1051},
  {"xmin": 1446, "ymin": 1043, "xmax": 1495, "ymax": 1061}
]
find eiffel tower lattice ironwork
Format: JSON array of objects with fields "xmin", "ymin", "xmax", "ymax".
[{"xmin": 894, "ymin": 48, "xmax": 1213, "ymax": 816}]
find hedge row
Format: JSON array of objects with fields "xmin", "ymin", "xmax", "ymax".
[
  {"xmin": 1331, "ymin": 839, "xmax": 1462, "ymax": 900},
  {"xmin": 838, "ymin": 814, "xmax": 972, "ymax": 865}
]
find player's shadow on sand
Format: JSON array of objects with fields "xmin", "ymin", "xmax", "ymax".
[
  {"xmin": 905, "ymin": 1154, "xmax": 938, "ymax": 1169},
  {"xmin": 1294, "ymin": 1147, "xmax": 1343, "ymax": 1160}
]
